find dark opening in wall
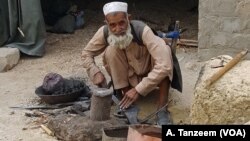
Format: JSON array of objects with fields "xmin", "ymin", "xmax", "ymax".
[
  {"xmin": 86, "ymin": 0, "xmax": 199, "ymax": 40},
  {"xmin": 41, "ymin": 0, "xmax": 198, "ymax": 39}
]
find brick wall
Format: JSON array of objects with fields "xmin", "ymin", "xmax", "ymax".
[{"xmin": 198, "ymin": 0, "xmax": 250, "ymax": 60}]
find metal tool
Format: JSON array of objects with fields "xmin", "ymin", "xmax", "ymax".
[
  {"xmin": 112, "ymin": 95, "xmax": 140, "ymax": 124},
  {"xmin": 112, "ymin": 93, "xmax": 173, "ymax": 124},
  {"xmin": 9, "ymin": 101, "xmax": 76, "ymax": 110},
  {"xmin": 123, "ymin": 105, "xmax": 139, "ymax": 124},
  {"xmin": 17, "ymin": 0, "xmax": 25, "ymax": 38},
  {"xmin": 112, "ymin": 93, "xmax": 172, "ymax": 125},
  {"xmin": 139, "ymin": 101, "xmax": 171, "ymax": 124}
]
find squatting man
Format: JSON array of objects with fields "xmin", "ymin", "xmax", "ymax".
[{"xmin": 82, "ymin": 1, "xmax": 181, "ymax": 125}]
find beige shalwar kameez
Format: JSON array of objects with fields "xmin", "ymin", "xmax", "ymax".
[{"xmin": 81, "ymin": 25, "xmax": 173, "ymax": 96}]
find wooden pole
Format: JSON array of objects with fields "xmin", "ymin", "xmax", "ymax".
[
  {"xmin": 205, "ymin": 49, "xmax": 248, "ymax": 88},
  {"xmin": 40, "ymin": 124, "xmax": 54, "ymax": 136}
]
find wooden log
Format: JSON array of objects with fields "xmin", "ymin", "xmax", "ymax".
[
  {"xmin": 177, "ymin": 39, "xmax": 198, "ymax": 47},
  {"xmin": 40, "ymin": 124, "xmax": 54, "ymax": 136},
  {"xmin": 205, "ymin": 49, "xmax": 248, "ymax": 88},
  {"xmin": 179, "ymin": 39, "xmax": 198, "ymax": 43},
  {"xmin": 163, "ymin": 38, "xmax": 198, "ymax": 47},
  {"xmin": 177, "ymin": 42, "xmax": 198, "ymax": 47},
  {"xmin": 90, "ymin": 88, "xmax": 113, "ymax": 121}
]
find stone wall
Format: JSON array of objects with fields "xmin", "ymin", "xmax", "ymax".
[{"xmin": 198, "ymin": 0, "xmax": 250, "ymax": 61}]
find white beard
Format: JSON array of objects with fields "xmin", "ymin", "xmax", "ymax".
[{"xmin": 107, "ymin": 25, "xmax": 133, "ymax": 50}]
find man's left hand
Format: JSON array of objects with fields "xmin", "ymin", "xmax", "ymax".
[{"xmin": 119, "ymin": 88, "xmax": 139, "ymax": 109}]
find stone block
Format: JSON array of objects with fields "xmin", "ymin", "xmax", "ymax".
[
  {"xmin": 210, "ymin": 32, "xmax": 231, "ymax": 47},
  {"xmin": 242, "ymin": 19, "xmax": 250, "ymax": 33},
  {"xmin": 199, "ymin": 0, "xmax": 211, "ymax": 17},
  {"xmin": 199, "ymin": 16, "xmax": 219, "ymax": 35},
  {"xmin": 220, "ymin": 17, "xmax": 241, "ymax": 33},
  {"xmin": 236, "ymin": 1, "xmax": 250, "ymax": 18},
  {"xmin": 211, "ymin": 0, "xmax": 237, "ymax": 17},
  {"xmin": 229, "ymin": 34, "xmax": 250, "ymax": 49},
  {"xmin": 0, "ymin": 47, "xmax": 20, "ymax": 72},
  {"xmin": 198, "ymin": 0, "xmax": 250, "ymax": 61},
  {"xmin": 190, "ymin": 58, "xmax": 250, "ymax": 124},
  {"xmin": 198, "ymin": 34, "xmax": 211, "ymax": 49}
]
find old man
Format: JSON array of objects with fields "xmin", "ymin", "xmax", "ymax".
[{"xmin": 82, "ymin": 1, "xmax": 181, "ymax": 125}]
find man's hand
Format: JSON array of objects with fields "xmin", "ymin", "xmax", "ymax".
[
  {"xmin": 119, "ymin": 88, "xmax": 140, "ymax": 109},
  {"xmin": 93, "ymin": 72, "xmax": 107, "ymax": 88}
]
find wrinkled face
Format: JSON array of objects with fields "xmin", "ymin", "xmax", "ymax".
[{"xmin": 105, "ymin": 12, "xmax": 129, "ymax": 36}]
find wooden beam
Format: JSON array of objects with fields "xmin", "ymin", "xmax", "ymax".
[{"xmin": 205, "ymin": 49, "xmax": 248, "ymax": 89}]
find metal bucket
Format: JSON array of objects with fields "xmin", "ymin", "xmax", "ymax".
[
  {"xmin": 102, "ymin": 126, "xmax": 128, "ymax": 141},
  {"xmin": 127, "ymin": 124, "xmax": 162, "ymax": 141}
]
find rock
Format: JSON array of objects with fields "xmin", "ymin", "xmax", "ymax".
[
  {"xmin": 190, "ymin": 55, "xmax": 250, "ymax": 124},
  {"xmin": 47, "ymin": 114, "xmax": 127, "ymax": 141},
  {"xmin": 0, "ymin": 47, "xmax": 20, "ymax": 72},
  {"xmin": 209, "ymin": 55, "xmax": 232, "ymax": 68}
]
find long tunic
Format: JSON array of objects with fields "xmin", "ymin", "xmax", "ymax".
[{"xmin": 81, "ymin": 25, "xmax": 173, "ymax": 96}]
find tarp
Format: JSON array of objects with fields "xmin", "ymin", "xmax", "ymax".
[{"xmin": 0, "ymin": 0, "xmax": 46, "ymax": 57}]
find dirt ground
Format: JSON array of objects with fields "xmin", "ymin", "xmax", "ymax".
[{"xmin": 0, "ymin": 1, "xmax": 200, "ymax": 140}]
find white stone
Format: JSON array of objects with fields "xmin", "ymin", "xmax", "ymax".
[
  {"xmin": 0, "ymin": 48, "xmax": 20, "ymax": 72},
  {"xmin": 190, "ymin": 57, "xmax": 250, "ymax": 124}
]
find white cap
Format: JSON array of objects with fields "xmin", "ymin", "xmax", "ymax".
[{"xmin": 103, "ymin": 1, "xmax": 128, "ymax": 16}]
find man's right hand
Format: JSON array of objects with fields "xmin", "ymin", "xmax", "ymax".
[{"xmin": 93, "ymin": 72, "xmax": 107, "ymax": 88}]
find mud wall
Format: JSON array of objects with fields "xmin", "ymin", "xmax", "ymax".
[{"xmin": 198, "ymin": 0, "xmax": 250, "ymax": 61}]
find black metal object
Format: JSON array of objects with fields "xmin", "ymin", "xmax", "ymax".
[
  {"xmin": 139, "ymin": 102, "xmax": 170, "ymax": 124},
  {"xmin": 35, "ymin": 79, "xmax": 91, "ymax": 104},
  {"xmin": 112, "ymin": 94, "xmax": 140, "ymax": 124},
  {"xmin": 123, "ymin": 105, "xmax": 139, "ymax": 124},
  {"xmin": 10, "ymin": 102, "xmax": 75, "ymax": 109}
]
